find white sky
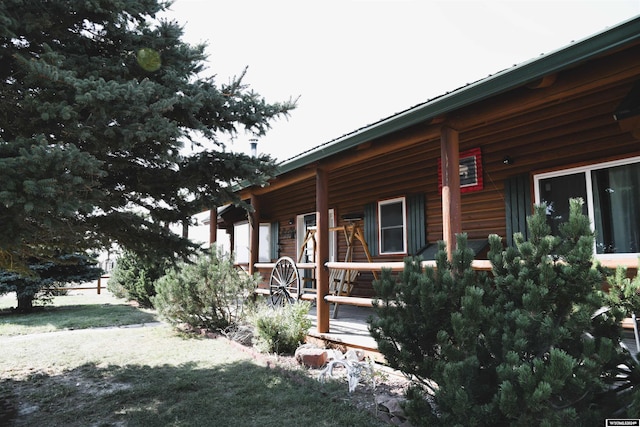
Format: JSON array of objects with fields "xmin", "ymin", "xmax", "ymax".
[{"xmin": 161, "ymin": 0, "xmax": 640, "ymax": 162}]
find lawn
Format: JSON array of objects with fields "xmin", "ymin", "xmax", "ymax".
[
  {"xmin": 0, "ymin": 292, "xmax": 388, "ymax": 426},
  {"xmin": 0, "ymin": 292, "xmax": 158, "ymax": 336}
]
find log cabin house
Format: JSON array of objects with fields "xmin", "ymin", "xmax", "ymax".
[{"xmin": 207, "ymin": 16, "xmax": 640, "ymax": 334}]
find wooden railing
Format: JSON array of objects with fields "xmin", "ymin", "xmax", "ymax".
[
  {"xmin": 46, "ymin": 275, "xmax": 110, "ymax": 294},
  {"xmin": 253, "ymin": 260, "xmax": 493, "ymax": 308},
  {"xmin": 255, "ymin": 257, "xmax": 639, "ymax": 308},
  {"xmin": 324, "ymin": 259, "xmax": 493, "ymax": 272}
]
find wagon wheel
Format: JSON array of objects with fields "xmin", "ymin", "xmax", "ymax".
[{"xmin": 269, "ymin": 257, "xmax": 300, "ymax": 306}]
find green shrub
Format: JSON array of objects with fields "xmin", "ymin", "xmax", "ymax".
[
  {"xmin": 370, "ymin": 199, "xmax": 640, "ymax": 426},
  {"xmin": 153, "ymin": 247, "xmax": 259, "ymax": 331},
  {"xmin": 252, "ymin": 301, "xmax": 312, "ymax": 354},
  {"xmin": 107, "ymin": 250, "xmax": 170, "ymax": 308}
]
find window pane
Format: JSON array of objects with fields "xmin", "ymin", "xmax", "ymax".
[
  {"xmin": 381, "ymin": 227, "xmax": 404, "ymax": 253},
  {"xmin": 380, "ymin": 203, "xmax": 403, "ymax": 227},
  {"xmin": 379, "ymin": 199, "xmax": 405, "ymax": 253},
  {"xmin": 233, "ymin": 223, "xmax": 249, "ymax": 264},
  {"xmin": 234, "ymin": 223, "xmax": 271, "ymax": 263},
  {"xmin": 259, "ymin": 224, "xmax": 270, "ymax": 262},
  {"xmin": 538, "ymin": 173, "xmax": 587, "ymax": 236},
  {"xmin": 592, "ymin": 162, "xmax": 640, "ymax": 254}
]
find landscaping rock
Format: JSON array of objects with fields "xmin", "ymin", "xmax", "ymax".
[
  {"xmin": 385, "ymin": 398, "xmax": 405, "ymax": 417},
  {"xmin": 377, "ymin": 412, "xmax": 393, "ymax": 424},
  {"xmin": 375, "ymin": 393, "xmax": 411, "ymax": 426},
  {"xmin": 295, "ymin": 347, "xmax": 328, "ymax": 368}
]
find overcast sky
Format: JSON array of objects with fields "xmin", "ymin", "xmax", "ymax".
[{"xmin": 161, "ymin": 0, "xmax": 640, "ymax": 162}]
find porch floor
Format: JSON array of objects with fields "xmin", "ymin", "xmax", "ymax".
[
  {"xmin": 303, "ymin": 303, "xmax": 640, "ymax": 364},
  {"xmin": 305, "ymin": 303, "xmax": 381, "ymax": 359}
]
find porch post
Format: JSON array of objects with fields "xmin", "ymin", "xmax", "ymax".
[
  {"xmin": 209, "ymin": 206, "xmax": 217, "ymax": 245},
  {"xmin": 440, "ymin": 125, "xmax": 462, "ymax": 259},
  {"xmin": 249, "ymin": 194, "xmax": 260, "ymax": 275},
  {"xmin": 316, "ymin": 167, "xmax": 330, "ymax": 333}
]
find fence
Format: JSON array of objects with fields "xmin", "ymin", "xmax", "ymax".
[{"xmin": 47, "ymin": 275, "xmax": 110, "ymax": 294}]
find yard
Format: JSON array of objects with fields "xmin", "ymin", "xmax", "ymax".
[{"xmin": 0, "ymin": 291, "xmax": 395, "ymax": 426}]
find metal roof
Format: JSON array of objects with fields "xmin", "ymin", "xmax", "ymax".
[{"xmin": 275, "ymin": 15, "xmax": 640, "ymax": 176}]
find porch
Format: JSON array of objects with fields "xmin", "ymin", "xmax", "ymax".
[
  {"xmin": 256, "ymin": 258, "xmax": 638, "ymax": 332},
  {"xmin": 305, "ymin": 303, "xmax": 384, "ymax": 362},
  {"xmin": 255, "ymin": 257, "xmax": 640, "ymax": 365},
  {"xmin": 302, "ymin": 297, "xmax": 640, "ymax": 366}
]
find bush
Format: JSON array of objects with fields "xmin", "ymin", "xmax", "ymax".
[
  {"xmin": 153, "ymin": 247, "xmax": 259, "ymax": 331},
  {"xmin": 107, "ymin": 250, "xmax": 170, "ymax": 308},
  {"xmin": 252, "ymin": 301, "xmax": 312, "ymax": 354},
  {"xmin": 370, "ymin": 199, "xmax": 640, "ymax": 426}
]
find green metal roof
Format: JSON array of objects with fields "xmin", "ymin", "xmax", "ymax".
[{"xmin": 276, "ymin": 15, "xmax": 640, "ymax": 176}]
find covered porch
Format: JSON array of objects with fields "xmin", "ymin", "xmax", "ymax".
[
  {"xmin": 255, "ymin": 257, "xmax": 640, "ymax": 351},
  {"xmin": 302, "ymin": 286, "xmax": 640, "ymax": 364},
  {"xmin": 254, "ymin": 258, "xmax": 494, "ymax": 337},
  {"xmin": 305, "ymin": 303, "xmax": 382, "ymax": 361},
  {"xmin": 248, "ymin": 125, "xmax": 472, "ymax": 334},
  {"xmin": 211, "ymin": 21, "xmax": 640, "ymax": 338}
]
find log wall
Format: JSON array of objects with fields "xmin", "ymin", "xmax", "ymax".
[{"xmin": 247, "ymin": 42, "xmax": 640, "ymax": 295}]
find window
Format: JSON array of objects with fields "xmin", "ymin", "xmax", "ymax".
[
  {"xmin": 233, "ymin": 222, "xmax": 271, "ymax": 264},
  {"xmin": 378, "ymin": 197, "xmax": 407, "ymax": 254},
  {"xmin": 296, "ymin": 210, "xmax": 336, "ymax": 262},
  {"xmin": 364, "ymin": 194, "xmax": 425, "ymax": 256},
  {"xmin": 534, "ymin": 156, "xmax": 640, "ymax": 258}
]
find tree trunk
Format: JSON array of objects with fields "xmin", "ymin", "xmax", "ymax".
[{"xmin": 16, "ymin": 293, "xmax": 34, "ymax": 312}]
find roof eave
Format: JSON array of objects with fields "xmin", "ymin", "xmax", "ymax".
[{"xmin": 275, "ymin": 16, "xmax": 640, "ymax": 176}]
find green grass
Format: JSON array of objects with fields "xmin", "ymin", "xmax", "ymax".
[
  {"xmin": 0, "ymin": 292, "xmax": 158, "ymax": 336},
  {"xmin": 0, "ymin": 293, "xmax": 387, "ymax": 426}
]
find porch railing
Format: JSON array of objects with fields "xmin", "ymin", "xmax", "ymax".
[
  {"xmin": 255, "ymin": 257, "xmax": 638, "ymax": 307},
  {"xmin": 253, "ymin": 260, "xmax": 495, "ymax": 308}
]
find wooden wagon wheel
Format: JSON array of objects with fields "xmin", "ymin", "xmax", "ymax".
[{"xmin": 269, "ymin": 256, "xmax": 301, "ymax": 306}]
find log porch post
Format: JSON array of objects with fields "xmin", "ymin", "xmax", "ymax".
[
  {"xmin": 249, "ymin": 194, "xmax": 260, "ymax": 275},
  {"xmin": 209, "ymin": 206, "xmax": 217, "ymax": 245},
  {"xmin": 316, "ymin": 167, "xmax": 330, "ymax": 333},
  {"xmin": 440, "ymin": 126, "xmax": 462, "ymax": 259}
]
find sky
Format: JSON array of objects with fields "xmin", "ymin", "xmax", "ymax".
[{"xmin": 160, "ymin": 0, "xmax": 640, "ymax": 163}]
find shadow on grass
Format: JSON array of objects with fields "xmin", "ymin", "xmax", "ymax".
[
  {"xmin": 1, "ymin": 359, "xmax": 385, "ymax": 427},
  {"xmin": 0, "ymin": 304, "xmax": 158, "ymax": 336}
]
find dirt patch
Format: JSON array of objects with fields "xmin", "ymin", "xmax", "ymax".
[
  {"xmin": 1, "ymin": 364, "xmax": 134, "ymax": 426},
  {"xmin": 222, "ymin": 334, "xmax": 413, "ymax": 425},
  {"xmin": 2, "ymin": 324, "xmax": 414, "ymax": 426}
]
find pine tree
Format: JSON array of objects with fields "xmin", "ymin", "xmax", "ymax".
[
  {"xmin": 370, "ymin": 199, "xmax": 640, "ymax": 425},
  {"xmin": 0, "ymin": 253, "xmax": 103, "ymax": 311},
  {"xmin": 107, "ymin": 249, "xmax": 171, "ymax": 308},
  {"xmin": 0, "ymin": 0, "xmax": 294, "ymax": 269}
]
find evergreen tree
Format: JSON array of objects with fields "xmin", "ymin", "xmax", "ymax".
[
  {"xmin": 0, "ymin": 0, "xmax": 294, "ymax": 269},
  {"xmin": 0, "ymin": 253, "xmax": 103, "ymax": 311},
  {"xmin": 107, "ymin": 249, "xmax": 170, "ymax": 308},
  {"xmin": 370, "ymin": 199, "xmax": 640, "ymax": 426},
  {"xmin": 153, "ymin": 246, "xmax": 260, "ymax": 332}
]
